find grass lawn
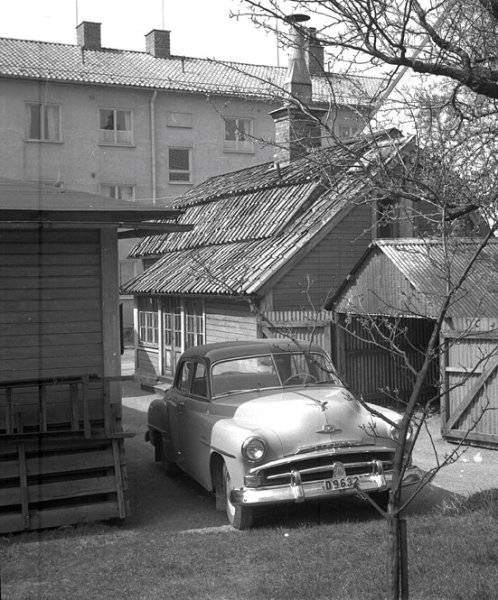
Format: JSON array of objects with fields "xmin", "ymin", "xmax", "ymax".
[{"xmin": 1, "ymin": 496, "xmax": 497, "ymax": 600}]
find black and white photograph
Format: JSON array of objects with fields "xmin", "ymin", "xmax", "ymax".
[{"xmin": 0, "ymin": 1, "xmax": 497, "ymax": 598}]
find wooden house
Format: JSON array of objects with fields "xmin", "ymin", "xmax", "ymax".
[
  {"xmin": 326, "ymin": 239, "xmax": 498, "ymax": 447},
  {"xmin": 122, "ymin": 128, "xmax": 417, "ymax": 385},
  {"xmin": 0, "ymin": 179, "xmax": 190, "ymax": 533}
]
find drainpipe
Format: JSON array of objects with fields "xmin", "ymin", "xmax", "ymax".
[{"xmin": 150, "ymin": 90, "xmax": 158, "ymax": 204}]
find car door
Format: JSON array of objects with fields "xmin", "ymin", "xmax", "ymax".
[
  {"xmin": 179, "ymin": 360, "xmax": 214, "ymax": 488},
  {"xmin": 166, "ymin": 358, "xmax": 194, "ymax": 470}
]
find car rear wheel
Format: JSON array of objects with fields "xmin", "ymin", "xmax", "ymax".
[{"xmin": 222, "ymin": 463, "xmax": 254, "ymax": 530}]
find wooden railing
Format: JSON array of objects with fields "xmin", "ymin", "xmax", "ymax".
[{"xmin": 0, "ymin": 374, "xmax": 134, "ymax": 439}]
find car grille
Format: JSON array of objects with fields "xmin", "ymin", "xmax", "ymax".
[{"xmin": 259, "ymin": 451, "xmax": 394, "ymax": 485}]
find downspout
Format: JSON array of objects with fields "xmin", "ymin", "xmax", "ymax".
[{"xmin": 150, "ymin": 90, "xmax": 158, "ymax": 204}]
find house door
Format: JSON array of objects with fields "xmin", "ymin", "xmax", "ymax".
[
  {"xmin": 442, "ymin": 332, "xmax": 498, "ymax": 446},
  {"xmin": 162, "ymin": 299, "xmax": 182, "ymax": 377}
]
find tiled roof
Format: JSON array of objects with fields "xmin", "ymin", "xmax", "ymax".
[
  {"xmin": 0, "ymin": 36, "xmax": 383, "ymax": 104},
  {"xmin": 123, "ymin": 131, "xmax": 407, "ymax": 297},
  {"xmin": 328, "ymin": 238, "xmax": 498, "ymax": 317}
]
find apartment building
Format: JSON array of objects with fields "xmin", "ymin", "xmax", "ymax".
[{"xmin": 0, "ymin": 21, "xmax": 381, "ymax": 336}]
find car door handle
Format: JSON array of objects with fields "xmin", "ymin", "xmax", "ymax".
[{"xmin": 176, "ymin": 402, "xmax": 185, "ymax": 415}]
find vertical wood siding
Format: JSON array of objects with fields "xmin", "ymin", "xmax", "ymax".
[
  {"xmin": 205, "ymin": 299, "xmax": 257, "ymax": 343},
  {"xmin": 339, "ymin": 316, "xmax": 437, "ymax": 405},
  {"xmin": 271, "ymin": 204, "xmax": 372, "ymax": 310},
  {"xmin": 258, "ymin": 309, "xmax": 332, "ymax": 355},
  {"xmin": 443, "ymin": 334, "xmax": 498, "ymax": 444}
]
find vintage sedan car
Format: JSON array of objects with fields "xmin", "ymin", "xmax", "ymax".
[{"xmin": 146, "ymin": 340, "xmax": 421, "ymax": 529}]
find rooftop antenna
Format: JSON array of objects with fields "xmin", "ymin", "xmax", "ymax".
[
  {"xmin": 161, "ymin": 0, "xmax": 165, "ymax": 29},
  {"xmin": 75, "ymin": 0, "xmax": 79, "ymax": 26}
]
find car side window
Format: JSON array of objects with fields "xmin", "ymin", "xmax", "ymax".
[
  {"xmin": 191, "ymin": 361, "xmax": 208, "ymax": 398},
  {"xmin": 177, "ymin": 360, "xmax": 193, "ymax": 393}
]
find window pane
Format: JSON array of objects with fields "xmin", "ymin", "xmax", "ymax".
[
  {"xmin": 224, "ymin": 119, "xmax": 237, "ymax": 141},
  {"xmin": 237, "ymin": 119, "xmax": 248, "ymax": 141},
  {"xmin": 169, "ymin": 148, "xmax": 189, "ymax": 171},
  {"xmin": 100, "ymin": 109, "xmax": 114, "ymax": 130},
  {"xmin": 44, "ymin": 105, "xmax": 60, "ymax": 140},
  {"xmin": 117, "ymin": 185, "xmax": 134, "ymax": 201},
  {"xmin": 191, "ymin": 362, "xmax": 207, "ymax": 397},
  {"xmin": 116, "ymin": 110, "xmax": 131, "ymax": 131},
  {"xmin": 100, "ymin": 184, "xmax": 115, "ymax": 198},
  {"xmin": 28, "ymin": 104, "xmax": 41, "ymax": 139}
]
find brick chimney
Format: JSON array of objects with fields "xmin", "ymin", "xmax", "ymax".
[
  {"xmin": 270, "ymin": 16, "xmax": 326, "ymax": 165},
  {"xmin": 145, "ymin": 30, "xmax": 171, "ymax": 58},
  {"xmin": 306, "ymin": 27, "xmax": 325, "ymax": 76},
  {"xmin": 76, "ymin": 22, "xmax": 101, "ymax": 50}
]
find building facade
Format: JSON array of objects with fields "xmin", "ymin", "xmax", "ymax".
[{"xmin": 0, "ymin": 21, "xmax": 380, "ymax": 337}]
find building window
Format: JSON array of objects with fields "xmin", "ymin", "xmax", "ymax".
[
  {"xmin": 138, "ymin": 297, "xmax": 158, "ymax": 346},
  {"xmin": 99, "ymin": 109, "xmax": 133, "ymax": 145},
  {"xmin": 101, "ymin": 183, "xmax": 135, "ymax": 202},
  {"xmin": 168, "ymin": 148, "xmax": 192, "ymax": 183},
  {"xmin": 162, "ymin": 298, "xmax": 205, "ymax": 375},
  {"xmin": 26, "ymin": 103, "xmax": 61, "ymax": 141},
  {"xmin": 223, "ymin": 117, "xmax": 254, "ymax": 153}
]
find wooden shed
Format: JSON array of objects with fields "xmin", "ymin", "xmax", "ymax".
[
  {"xmin": 326, "ymin": 238, "xmax": 498, "ymax": 448},
  {"xmin": 0, "ymin": 179, "xmax": 190, "ymax": 533}
]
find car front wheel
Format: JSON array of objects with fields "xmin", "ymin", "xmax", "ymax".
[{"xmin": 222, "ymin": 463, "xmax": 254, "ymax": 530}]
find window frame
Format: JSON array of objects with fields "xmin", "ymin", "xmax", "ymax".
[
  {"xmin": 162, "ymin": 298, "xmax": 205, "ymax": 377},
  {"xmin": 25, "ymin": 102, "xmax": 62, "ymax": 143},
  {"xmin": 98, "ymin": 107, "xmax": 134, "ymax": 146},
  {"xmin": 100, "ymin": 183, "xmax": 136, "ymax": 202},
  {"xmin": 223, "ymin": 116, "xmax": 254, "ymax": 154},
  {"xmin": 137, "ymin": 297, "xmax": 159, "ymax": 347},
  {"xmin": 168, "ymin": 147, "xmax": 192, "ymax": 184}
]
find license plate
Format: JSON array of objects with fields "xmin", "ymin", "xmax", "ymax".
[{"xmin": 322, "ymin": 475, "xmax": 359, "ymax": 491}]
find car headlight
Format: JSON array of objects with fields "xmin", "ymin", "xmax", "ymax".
[
  {"xmin": 390, "ymin": 423, "xmax": 414, "ymax": 442},
  {"xmin": 241, "ymin": 437, "xmax": 267, "ymax": 463}
]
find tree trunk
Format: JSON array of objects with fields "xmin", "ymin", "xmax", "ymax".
[
  {"xmin": 388, "ymin": 513, "xmax": 409, "ymax": 600},
  {"xmin": 389, "ymin": 513, "xmax": 401, "ymax": 600}
]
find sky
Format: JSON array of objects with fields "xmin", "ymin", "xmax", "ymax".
[{"xmin": 0, "ymin": 0, "xmax": 281, "ymax": 65}]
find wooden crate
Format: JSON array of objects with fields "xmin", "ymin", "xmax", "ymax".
[{"xmin": 0, "ymin": 435, "xmax": 128, "ymax": 534}]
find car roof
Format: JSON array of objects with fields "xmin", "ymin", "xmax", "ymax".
[{"xmin": 180, "ymin": 339, "xmax": 326, "ymax": 363}]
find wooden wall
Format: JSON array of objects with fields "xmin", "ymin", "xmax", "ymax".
[
  {"xmin": 205, "ymin": 299, "xmax": 257, "ymax": 343},
  {"xmin": 0, "ymin": 226, "xmax": 121, "ymax": 431},
  {"xmin": 0, "ymin": 228, "xmax": 103, "ymax": 382},
  {"xmin": 270, "ymin": 203, "xmax": 372, "ymax": 310}
]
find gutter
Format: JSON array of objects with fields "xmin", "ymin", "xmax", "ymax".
[{"xmin": 150, "ymin": 90, "xmax": 158, "ymax": 204}]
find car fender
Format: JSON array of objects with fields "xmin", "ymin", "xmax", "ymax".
[
  {"xmin": 210, "ymin": 417, "xmax": 283, "ymax": 489},
  {"xmin": 147, "ymin": 397, "xmax": 170, "ymax": 435}
]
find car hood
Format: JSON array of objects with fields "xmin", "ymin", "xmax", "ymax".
[{"xmin": 230, "ymin": 386, "xmax": 380, "ymax": 455}]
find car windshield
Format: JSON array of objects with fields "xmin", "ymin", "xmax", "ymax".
[{"xmin": 211, "ymin": 351, "xmax": 341, "ymax": 397}]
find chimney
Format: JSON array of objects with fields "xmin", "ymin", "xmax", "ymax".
[
  {"xmin": 145, "ymin": 30, "xmax": 171, "ymax": 59},
  {"xmin": 270, "ymin": 15, "xmax": 326, "ymax": 165},
  {"xmin": 306, "ymin": 28, "xmax": 325, "ymax": 76},
  {"xmin": 76, "ymin": 22, "xmax": 101, "ymax": 50}
]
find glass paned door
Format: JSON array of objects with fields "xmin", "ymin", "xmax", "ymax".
[{"xmin": 162, "ymin": 299, "xmax": 182, "ymax": 376}]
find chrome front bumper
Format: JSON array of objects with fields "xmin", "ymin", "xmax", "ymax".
[{"xmin": 230, "ymin": 465, "xmax": 422, "ymax": 507}]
